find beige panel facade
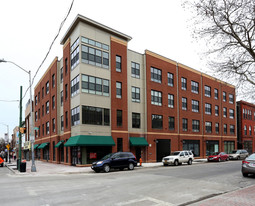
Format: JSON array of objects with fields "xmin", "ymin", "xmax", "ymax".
[{"xmin": 127, "ymin": 50, "xmax": 147, "ymax": 134}]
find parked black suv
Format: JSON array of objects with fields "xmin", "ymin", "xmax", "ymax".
[{"xmin": 91, "ymin": 152, "xmax": 137, "ymax": 173}]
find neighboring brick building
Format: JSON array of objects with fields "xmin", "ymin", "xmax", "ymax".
[
  {"xmin": 237, "ymin": 101, "xmax": 255, "ymax": 154},
  {"xmin": 33, "ymin": 14, "xmax": 237, "ymax": 165}
]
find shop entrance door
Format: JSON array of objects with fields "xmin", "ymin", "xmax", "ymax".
[
  {"xmin": 156, "ymin": 139, "xmax": 171, "ymax": 162},
  {"xmin": 135, "ymin": 147, "xmax": 141, "ymax": 160}
]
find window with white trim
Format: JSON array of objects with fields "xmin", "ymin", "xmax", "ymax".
[{"xmin": 151, "ymin": 90, "xmax": 162, "ymax": 106}]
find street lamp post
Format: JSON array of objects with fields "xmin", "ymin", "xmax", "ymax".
[{"xmin": 0, "ymin": 59, "xmax": 36, "ymax": 172}]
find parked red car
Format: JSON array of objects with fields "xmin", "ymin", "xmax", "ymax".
[{"xmin": 207, "ymin": 152, "xmax": 229, "ymax": 162}]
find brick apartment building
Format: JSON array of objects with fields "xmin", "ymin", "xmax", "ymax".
[
  {"xmin": 33, "ymin": 14, "xmax": 237, "ymax": 166},
  {"xmin": 237, "ymin": 101, "xmax": 255, "ymax": 154}
]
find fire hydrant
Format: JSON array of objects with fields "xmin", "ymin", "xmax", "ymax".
[{"xmin": 139, "ymin": 158, "xmax": 142, "ymax": 167}]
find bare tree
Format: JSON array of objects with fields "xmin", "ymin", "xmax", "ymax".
[{"xmin": 184, "ymin": 0, "xmax": 255, "ymax": 98}]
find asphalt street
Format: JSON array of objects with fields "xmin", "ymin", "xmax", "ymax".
[{"xmin": 0, "ymin": 161, "xmax": 254, "ymax": 206}]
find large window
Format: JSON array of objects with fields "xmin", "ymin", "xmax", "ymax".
[
  {"xmin": 168, "ymin": 94, "xmax": 174, "ymax": 108},
  {"xmin": 81, "ymin": 44, "xmax": 109, "ymax": 69},
  {"xmin": 182, "ymin": 97, "xmax": 187, "ymax": 110},
  {"xmin": 65, "ymin": 111, "xmax": 68, "ymax": 128},
  {"xmin": 224, "ymin": 124, "xmax": 227, "ymax": 134},
  {"xmin": 46, "ymin": 101, "xmax": 49, "ymax": 114},
  {"xmin": 230, "ymin": 125, "xmax": 235, "ymax": 134},
  {"xmin": 81, "ymin": 36, "xmax": 109, "ymax": 51},
  {"xmin": 168, "ymin": 116, "xmax": 175, "ymax": 130},
  {"xmin": 223, "ymin": 91, "xmax": 227, "ymax": 102},
  {"xmin": 46, "ymin": 121, "xmax": 49, "ymax": 135},
  {"xmin": 152, "ymin": 114, "xmax": 163, "ymax": 129},
  {"xmin": 71, "ymin": 46, "xmax": 79, "ymax": 70},
  {"xmin": 192, "ymin": 120, "xmax": 200, "ymax": 132},
  {"xmin": 205, "ymin": 122, "xmax": 212, "ymax": 133},
  {"xmin": 183, "ymin": 140, "xmax": 200, "ymax": 157},
  {"xmin": 132, "ymin": 113, "xmax": 140, "ymax": 128},
  {"xmin": 182, "ymin": 118, "xmax": 188, "ymax": 131},
  {"xmin": 117, "ymin": 110, "xmax": 122, "ymax": 127},
  {"xmin": 71, "ymin": 75, "xmax": 79, "ymax": 97},
  {"xmin": 132, "ymin": 87, "xmax": 140, "ymax": 102},
  {"xmin": 61, "ymin": 91, "xmax": 63, "ymax": 106},
  {"xmin": 215, "ymin": 123, "xmax": 219, "ymax": 134},
  {"xmin": 82, "ymin": 106, "xmax": 110, "ymax": 126},
  {"xmin": 206, "ymin": 141, "xmax": 219, "ymax": 156},
  {"xmin": 214, "ymin": 88, "xmax": 218, "ymax": 99},
  {"xmin": 46, "ymin": 81, "xmax": 49, "ymax": 95},
  {"xmin": 224, "ymin": 141, "xmax": 235, "ymax": 154},
  {"xmin": 151, "ymin": 90, "xmax": 162, "ymax": 106},
  {"xmin": 205, "ymin": 85, "xmax": 211, "ymax": 97},
  {"xmin": 229, "ymin": 109, "xmax": 234, "ymax": 119},
  {"xmin": 65, "ymin": 84, "xmax": 68, "ymax": 100},
  {"xmin": 168, "ymin": 73, "xmax": 174, "ymax": 87},
  {"xmin": 52, "ymin": 118, "xmax": 55, "ymax": 132},
  {"xmin": 151, "ymin": 67, "xmax": 162, "ymax": 83},
  {"xmin": 229, "ymin": 94, "xmax": 234, "ymax": 104},
  {"xmin": 181, "ymin": 77, "xmax": 187, "ymax": 90},
  {"xmin": 192, "ymin": 100, "xmax": 199, "ymax": 112},
  {"xmin": 191, "ymin": 81, "xmax": 199, "ymax": 94},
  {"xmin": 81, "ymin": 74, "xmax": 109, "ymax": 96},
  {"xmin": 52, "ymin": 74, "xmax": 55, "ymax": 88},
  {"xmin": 60, "ymin": 67, "xmax": 63, "ymax": 83},
  {"xmin": 116, "ymin": 55, "xmax": 122, "ymax": 72},
  {"xmin": 205, "ymin": 103, "xmax": 212, "ymax": 115},
  {"xmin": 116, "ymin": 82, "xmax": 122, "ymax": 98},
  {"xmin": 52, "ymin": 95, "xmax": 55, "ymax": 109},
  {"xmin": 71, "ymin": 106, "xmax": 80, "ymax": 126},
  {"xmin": 131, "ymin": 62, "xmax": 140, "ymax": 78},
  {"xmin": 215, "ymin": 105, "xmax": 219, "ymax": 116},
  {"xmin": 61, "ymin": 116, "xmax": 64, "ymax": 131},
  {"xmin": 223, "ymin": 107, "xmax": 227, "ymax": 117}
]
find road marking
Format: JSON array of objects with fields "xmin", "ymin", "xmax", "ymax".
[{"xmin": 115, "ymin": 196, "xmax": 175, "ymax": 206}]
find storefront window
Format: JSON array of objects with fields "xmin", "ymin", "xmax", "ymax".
[
  {"xmin": 183, "ymin": 140, "xmax": 200, "ymax": 157},
  {"xmin": 224, "ymin": 141, "xmax": 235, "ymax": 154},
  {"xmin": 206, "ymin": 141, "xmax": 219, "ymax": 156}
]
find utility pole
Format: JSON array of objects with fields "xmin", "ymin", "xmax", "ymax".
[{"xmin": 18, "ymin": 86, "xmax": 22, "ymax": 171}]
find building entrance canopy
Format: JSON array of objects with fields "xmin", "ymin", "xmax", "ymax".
[
  {"xmin": 129, "ymin": 137, "xmax": 149, "ymax": 146},
  {"xmin": 38, "ymin": 142, "xmax": 49, "ymax": 149},
  {"xmin": 64, "ymin": 135, "xmax": 115, "ymax": 147}
]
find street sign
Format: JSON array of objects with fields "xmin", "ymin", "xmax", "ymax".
[{"xmin": 6, "ymin": 144, "xmax": 10, "ymax": 150}]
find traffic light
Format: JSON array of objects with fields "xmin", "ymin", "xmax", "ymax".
[{"xmin": 20, "ymin": 127, "xmax": 26, "ymax": 134}]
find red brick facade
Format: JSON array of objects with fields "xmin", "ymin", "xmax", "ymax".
[
  {"xmin": 237, "ymin": 101, "xmax": 255, "ymax": 154},
  {"xmin": 110, "ymin": 37, "xmax": 129, "ymax": 153},
  {"xmin": 31, "ymin": 15, "xmax": 238, "ymax": 166}
]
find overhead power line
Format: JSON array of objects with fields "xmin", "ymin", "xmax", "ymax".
[
  {"xmin": 22, "ymin": 0, "xmax": 75, "ymax": 100},
  {"xmin": 0, "ymin": 99, "xmax": 19, "ymax": 102}
]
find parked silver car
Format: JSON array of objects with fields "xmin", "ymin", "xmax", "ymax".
[
  {"xmin": 162, "ymin": 150, "xmax": 194, "ymax": 166},
  {"xmin": 228, "ymin": 150, "xmax": 249, "ymax": 160},
  {"xmin": 242, "ymin": 153, "xmax": 255, "ymax": 177}
]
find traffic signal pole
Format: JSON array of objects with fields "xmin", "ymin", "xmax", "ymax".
[{"xmin": 18, "ymin": 86, "xmax": 22, "ymax": 171}]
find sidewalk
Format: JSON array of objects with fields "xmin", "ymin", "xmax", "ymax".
[
  {"xmin": 5, "ymin": 158, "xmax": 207, "ymax": 176},
  {"xmin": 190, "ymin": 184, "xmax": 255, "ymax": 206}
]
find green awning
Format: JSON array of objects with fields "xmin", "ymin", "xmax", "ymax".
[
  {"xmin": 64, "ymin": 135, "xmax": 115, "ymax": 147},
  {"xmin": 34, "ymin": 144, "xmax": 40, "ymax": 149},
  {"xmin": 38, "ymin": 142, "xmax": 49, "ymax": 149},
  {"xmin": 55, "ymin": 140, "xmax": 64, "ymax": 148},
  {"xmin": 129, "ymin": 137, "xmax": 149, "ymax": 146}
]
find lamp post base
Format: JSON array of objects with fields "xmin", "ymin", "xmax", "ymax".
[{"xmin": 31, "ymin": 164, "xmax": 36, "ymax": 172}]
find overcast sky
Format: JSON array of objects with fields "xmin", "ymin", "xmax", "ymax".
[{"xmin": 0, "ymin": 0, "xmax": 212, "ymax": 140}]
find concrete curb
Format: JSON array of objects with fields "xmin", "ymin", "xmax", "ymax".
[{"xmin": 4, "ymin": 159, "xmax": 208, "ymax": 176}]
